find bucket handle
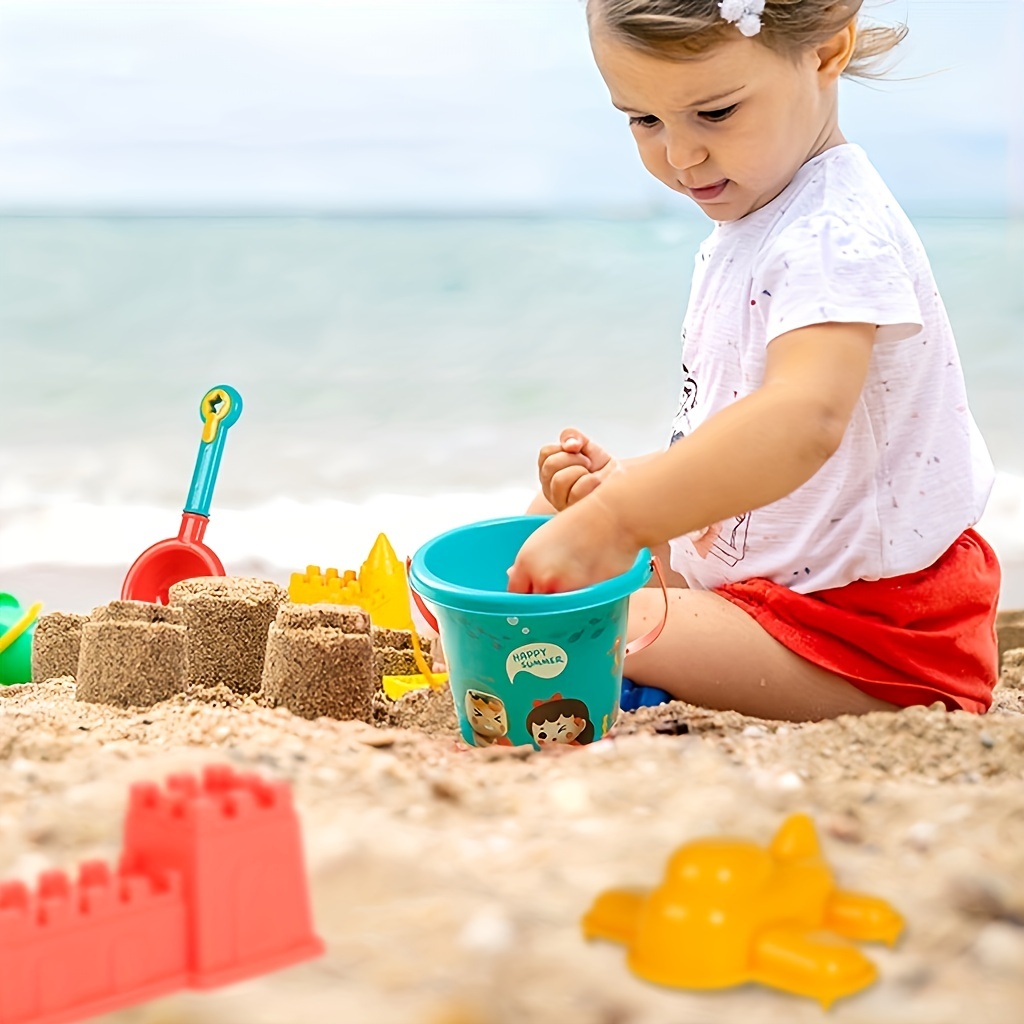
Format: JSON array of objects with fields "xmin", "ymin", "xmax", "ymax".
[
  {"xmin": 405, "ymin": 556, "xmax": 670, "ymax": 656},
  {"xmin": 407, "ymin": 557, "xmax": 441, "ymax": 634},
  {"xmin": 623, "ymin": 556, "xmax": 669, "ymax": 658}
]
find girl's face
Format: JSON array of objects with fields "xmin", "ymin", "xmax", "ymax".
[
  {"xmin": 589, "ymin": 25, "xmax": 848, "ymax": 222},
  {"xmin": 530, "ymin": 713, "xmax": 584, "ymax": 746}
]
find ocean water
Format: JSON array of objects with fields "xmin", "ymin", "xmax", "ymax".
[{"xmin": 1, "ymin": 215, "xmax": 1022, "ymax": 580}]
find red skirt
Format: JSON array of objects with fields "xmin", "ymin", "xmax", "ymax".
[{"xmin": 716, "ymin": 530, "xmax": 1000, "ymax": 714}]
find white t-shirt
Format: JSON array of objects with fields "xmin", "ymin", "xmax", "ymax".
[{"xmin": 668, "ymin": 143, "xmax": 994, "ymax": 594}]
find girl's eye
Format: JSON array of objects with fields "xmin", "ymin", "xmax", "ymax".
[
  {"xmin": 628, "ymin": 114, "xmax": 661, "ymax": 129},
  {"xmin": 698, "ymin": 104, "xmax": 738, "ymax": 123}
]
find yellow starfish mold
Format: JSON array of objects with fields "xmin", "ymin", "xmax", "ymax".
[{"xmin": 582, "ymin": 814, "xmax": 903, "ymax": 1009}]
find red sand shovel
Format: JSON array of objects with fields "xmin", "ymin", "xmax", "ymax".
[{"xmin": 121, "ymin": 385, "xmax": 243, "ymax": 604}]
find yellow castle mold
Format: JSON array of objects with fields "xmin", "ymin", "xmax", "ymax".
[
  {"xmin": 289, "ymin": 533, "xmax": 438, "ymax": 689},
  {"xmin": 289, "ymin": 534, "xmax": 409, "ymax": 629}
]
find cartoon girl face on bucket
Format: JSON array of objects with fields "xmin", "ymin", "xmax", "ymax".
[{"xmin": 526, "ymin": 693, "xmax": 595, "ymax": 747}]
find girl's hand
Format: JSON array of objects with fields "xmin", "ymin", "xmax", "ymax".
[
  {"xmin": 538, "ymin": 428, "xmax": 620, "ymax": 511},
  {"xmin": 508, "ymin": 494, "xmax": 639, "ymax": 594}
]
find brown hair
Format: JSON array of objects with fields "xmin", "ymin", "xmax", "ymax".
[
  {"xmin": 526, "ymin": 694, "xmax": 596, "ymax": 745},
  {"xmin": 587, "ymin": 0, "xmax": 907, "ymax": 80}
]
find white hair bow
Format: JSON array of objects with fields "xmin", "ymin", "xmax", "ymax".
[{"xmin": 719, "ymin": 0, "xmax": 766, "ymax": 37}]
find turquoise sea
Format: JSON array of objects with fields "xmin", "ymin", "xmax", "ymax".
[{"xmin": 0, "ymin": 215, "xmax": 1022, "ymax": 581}]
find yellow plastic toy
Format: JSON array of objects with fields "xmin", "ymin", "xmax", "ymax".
[
  {"xmin": 289, "ymin": 533, "xmax": 440, "ymax": 692},
  {"xmin": 582, "ymin": 814, "xmax": 903, "ymax": 1009},
  {"xmin": 380, "ymin": 671, "xmax": 449, "ymax": 701}
]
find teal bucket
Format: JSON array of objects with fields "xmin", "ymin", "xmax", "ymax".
[{"xmin": 409, "ymin": 516, "xmax": 656, "ymax": 749}]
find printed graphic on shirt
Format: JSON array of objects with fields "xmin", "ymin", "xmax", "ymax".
[
  {"xmin": 671, "ymin": 348, "xmax": 753, "ymax": 565},
  {"xmin": 670, "ymin": 351, "xmax": 699, "ymax": 446},
  {"xmin": 668, "ymin": 349, "xmax": 753, "ymax": 567},
  {"xmin": 690, "ymin": 514, "xmax": 752, "ymax": 567}
]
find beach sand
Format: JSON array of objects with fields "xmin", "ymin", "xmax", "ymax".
[{"xmin": 1, "ymin": 660, "xmax": 1022, "ymax": 1023}]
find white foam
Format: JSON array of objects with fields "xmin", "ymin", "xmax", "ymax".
[
  {"xmin": 0, "ymin": 488, "xmax": 536, "ymax": 572},
  {"xmin": 977, "ymin": 471, "xmax": 1024, "ymax": 562},
  {"xmin": 3, "ymin": 471, "xmax": 1022, "ymax": 573}
]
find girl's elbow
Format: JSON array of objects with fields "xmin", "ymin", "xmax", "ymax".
[
  {"xmin": 811, "ymin": 404, "xmax": 852, "ymax": 462},
  {"xmin": 788, "ymin": 393, "xmax": 850, "ymax": 464}
]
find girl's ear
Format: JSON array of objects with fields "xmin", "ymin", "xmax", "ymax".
[{"xmin": 816, "ymin": 20, "xmax": 857, "ymax": 83}]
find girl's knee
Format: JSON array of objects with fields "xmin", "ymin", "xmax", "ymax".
[{"xmin": 627, "ymin": 585, "xmax": 687, "ymax": 640}]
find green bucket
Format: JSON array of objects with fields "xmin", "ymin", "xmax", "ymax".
[{"xmin": 0, "ymin": 594, "xmax": 41, "ymax": 685}]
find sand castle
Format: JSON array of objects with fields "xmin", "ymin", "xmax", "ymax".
[
  {"xmin": 68, "ymin": 579, "xmax": 384, "ymax": 724},
  {"xmin": 289, "ymin": 533, "xmax": 435, "ymax": 682},
  {"xmin": 66, "ymin": 531, "xmax": 437, "ymax": 717},
  {"xmin": 76, "ymin": 601, "xmax": 189, "ymax": 708},
  {"xmin": 169, "ymin": 576, "xmax": 286, "ymax": 693},
  {"xmin": 371, "ymin": 625, "xmax": 423, "ymax": 678},
  {"xmin": 31, "ymin": 610, "xmax": 88, "ymax": 682},
  {"xmin": 260, "ymin": 603, "xmax": 377, "ymax": 723}
]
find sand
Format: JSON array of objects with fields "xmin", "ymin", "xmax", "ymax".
[
  {"xmin": 1, "ymin": 666, "xmax": 1022, "ymax": 1024},
  {"xmin": 168, "ymin": 576, "xmax": 287, "ymax": 693}
]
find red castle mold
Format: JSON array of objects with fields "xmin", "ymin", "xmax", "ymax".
[{"xmin": 0, "ymin": 765, "xmax": 324, "ymax": 1024}]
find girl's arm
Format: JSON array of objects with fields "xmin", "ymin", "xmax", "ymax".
[{"xmin": 508, "ymin": 320, "xmax": 876, "ymax": 593}]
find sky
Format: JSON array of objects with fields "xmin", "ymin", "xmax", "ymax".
[{"xmin": 0, "ymin": 0, "xmax": 1019, "ymax": 217}]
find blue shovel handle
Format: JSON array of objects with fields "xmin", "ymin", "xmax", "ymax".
[{"xmin": 183, "ymin": 385, "xmax": 243, "ymax": 517}]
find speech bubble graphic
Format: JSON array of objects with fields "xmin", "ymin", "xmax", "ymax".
[{"xmin": 506, "ymin": 643, "xmax": 568, "ymax": 684}]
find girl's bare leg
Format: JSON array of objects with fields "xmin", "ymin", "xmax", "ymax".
[
  {"xmin": 625, "ymin": 587, "xmax": 897, "ymax": 721},
  {"xmin": 525, "ymin": 491, "xmax": 886, "ymax": 720}
]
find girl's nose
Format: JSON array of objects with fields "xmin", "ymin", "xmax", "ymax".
[{"xmin": 664, "ymin": 132, "xmax": 708, "ymax": 172}]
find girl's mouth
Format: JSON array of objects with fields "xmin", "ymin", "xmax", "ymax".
[{"xmin": 688, "ymin": 180, "xmax": 729, "ymax": 201}]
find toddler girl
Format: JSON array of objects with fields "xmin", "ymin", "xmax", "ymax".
[{"xmin": 510, "ymin": 0, "xmax": 1000, "ymax": 721}]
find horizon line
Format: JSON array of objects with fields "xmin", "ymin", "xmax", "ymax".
[{"xmin": 0, "ymin": 206, "xmax": 1016, "ymax": 222}]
